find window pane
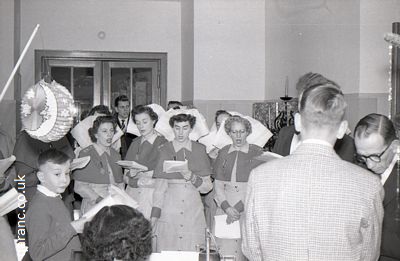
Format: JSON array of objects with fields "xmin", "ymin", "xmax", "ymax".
[
  {"xmin": 133, "ymin": 68, "xmax": 152, "ymax": 106},
  {"xmin": 74, "ymin": 67, "xmax": 94, "ymax": 121},
  {"xmin": 51, "ymin": 67, "xmax": 71, "ymax": 90},
  {"xmin": 110, "ymin": 68, "xmax": 131, "ymax": 108}
]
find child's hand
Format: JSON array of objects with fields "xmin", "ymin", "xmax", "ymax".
[{"xmin": 71, "ymin": 217, "xmax": 88, "ymax": 234}]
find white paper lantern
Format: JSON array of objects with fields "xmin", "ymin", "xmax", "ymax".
[{"xmin": 21, "ymin": 80, "xmax": 76, "ymax": 142}]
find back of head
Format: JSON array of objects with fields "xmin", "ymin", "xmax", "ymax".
[
  {"xmin": 82, "ymin": 205, "xmax": 152, "ymax": 261},
  {"xmin": 88, "ymin": 105, "xmax": 111, "ymax": 117},
  {"xmin": 167, "ymin": 100, "xmax": 183, "ymax": 110},
  {"xmin": 296, "ymin": 72, "xmax": 339, "ymax": 95},
  {"xmin": 37, "ymin": 149, "xmax": 71, "ymax": 169},
  {"xmin": 355, "ymin": 113, "xmax": 396, "ymax": 146},
  {"xmin": 299, "ymin": 83, "xmax": 346, "ymax": 131}
]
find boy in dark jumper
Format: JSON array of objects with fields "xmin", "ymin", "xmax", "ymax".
[{"xmin": 26, "ymin": 149, "xmax": 86, "ymax": 260}]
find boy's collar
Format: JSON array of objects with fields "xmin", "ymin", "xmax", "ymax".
[{"xmin": 37, "ymin": 185, "xmax": 61, "ymax": 198}]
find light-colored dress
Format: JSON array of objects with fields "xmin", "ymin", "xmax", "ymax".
[
  {"xmin": 125, "ymin": 133, "xmax": 167, "ymax": 219},
  {"xmin": 213, "ymin": 143, "xmax": 263, "ymax": 261},
  {"xmin": 151, "ymin": 140, "xmax": 213, "ymax": 252}
]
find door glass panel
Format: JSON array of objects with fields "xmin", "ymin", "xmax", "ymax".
[
  {"xmin": 133, "ymin": 68, "xmax": 153, "ymax": 106},
  {"xmin": 110, "ymin": 68, "xmax": 131, "ymax": 108},
  {"xmin": 51, "ymin": 67, "xmax": 71, "ymax": 91},
  {"xmin": 74, "ymin": 67, "xmax": 94, "ymax": 120}
]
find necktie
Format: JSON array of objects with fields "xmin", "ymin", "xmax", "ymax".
[{"xmin": 121, "ymin": 120, "xmax": 126, "ymax": 130}]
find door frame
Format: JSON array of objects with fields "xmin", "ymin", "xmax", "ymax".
[{"xmin": 34, "ymin": 50, "xmax": 168, "ymax": 108}]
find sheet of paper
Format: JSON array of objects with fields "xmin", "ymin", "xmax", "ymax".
[
  {"xmin": 149, "ymin": 251, "xmax": 199, "ymax": 261},
  {"xmin": 0, "ymin": 188, "xmax": 26, "ymax": 216},
  {"xmin": 254, "ymin": 151, "xmax": 283, "ymax": 162},
  {"xmin": 82, "ymin": 185, "xmax": 138, "ymax": 221},
  {"xmin": 117, "ymin": 160, "xmax": 148, "ymax": 171},
  {"xmin": 70, "ymin": 156, "xmax": 90, "ymax": 171},
  {"xmin": 163, "ymin": 160, "xmax": 188, "ymax": 173},
  {"xmin": 0, "ymin": 155, "xmax": 15, "ymax": 176},
  {"xmin": 214, "ymin": 214, "xmax": 241, "ymax": 239}
]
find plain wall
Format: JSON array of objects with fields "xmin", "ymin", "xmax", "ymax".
[
  {"xmin": 19, "ymin": 0, "xmax": 182, "ymax": 102},
  {"xmin": 0, "ymin": 0, "xmax": 14, "ymax": 100},
  {"xmin": 265, "ymin": 0, "xmax": 361, "ymax": 99},
  {"xmin": 181, "ymin": 0, "xmax": 194, "ymax": 103},
  {"xmin": 193, "ymin": 0, "xmax": 266, "ymax": 101}
]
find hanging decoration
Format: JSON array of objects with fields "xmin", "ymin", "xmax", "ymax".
[{"xmin": 21, "ymin": 80, "xmax": 76, "ymax": 142}]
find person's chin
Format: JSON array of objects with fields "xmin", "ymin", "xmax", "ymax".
[{"xmin": 56, "ymin": 187, "xmax": 67, "ymax": 194}]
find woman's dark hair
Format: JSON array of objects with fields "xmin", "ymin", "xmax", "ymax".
[
  {"xmin": 88, "ymin": 116, "xmax": 116, "ymax": 143},
  {"xmin": 169, "ymin": 113, "xmax": 196, "ymax": 128},
  {"xmin": 131, "ymin": 105, "xmax": 159, "ymax": 127},
  {"xmin": 214, "ymin": 110, "xmax": 231, "ymax": 124},
  {"xmin": 81, "ymin": 205, "xmax": 152, "ymax": 261},
  {"xmin": 88, "ymin": 105, "xmax": 111, "ymax": 116}
]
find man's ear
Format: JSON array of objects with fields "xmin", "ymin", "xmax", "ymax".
[
  {"xmin": 37, "ymin": 171, "xmax": 45, "ymax": 183},
  {"xmin": 390, "ymin": 139, "xmax": 400, "ymax": 153},
  {"xmin": 336, "ymin": 120, "xmax": 348, "ymax": 139},
  {"xmin": 294, "ymin": 113, "xmax": 302, "ymax": 133}
]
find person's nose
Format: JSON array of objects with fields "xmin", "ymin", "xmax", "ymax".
[{"xmin": 179, "ymin": 129, "xmax": 183, "ymax": 135}]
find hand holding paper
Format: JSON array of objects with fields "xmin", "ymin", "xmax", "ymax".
[{"xmin": 214, "ymin": 214, "xmax": 241, "ymax": 239}]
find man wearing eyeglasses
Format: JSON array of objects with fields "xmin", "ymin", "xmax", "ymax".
[{"xmin": 354, "ymin": 113, "xmax": 400, "ymax": 261}]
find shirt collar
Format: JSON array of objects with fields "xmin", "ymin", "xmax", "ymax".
[
  {"xmin": 290, "ymin": 133, "xmax": 301, "ymax": 154},
  {"xmin": 302, "ymin": 138, "xmax": 333, "ymax": 148},
  {"xmin": 93, "ymin": 143, "xmax": 110, "ymax": 156},
  {"xmin": 381, "ymin": 154, "xmax": 398, "ymax": 185},
  {"xmin": 141, "ymin": 131, "xmax": 158, "ymax": 145},
  {"xmin": 228, "ymin": 142, "xmax": 249, "ymax": 154},
  {"xmin": 37, "ymin": 185, "xmax": 61, "ymax": 198},
  {"xmin": 172, "ymin": 139, "xmax": 192, "ymax": 152}
]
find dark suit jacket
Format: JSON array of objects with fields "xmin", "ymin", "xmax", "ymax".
[
  {"xmin": 380, "ymin": 165, "xmax": 400, "ymax": 261},
  {"xmin": 113, "ymin": 114, "xmax": 137, "ymax": 159},
  {"xmin": 272, "ymin": 125, "xmax": 356, "ymax": 163}
]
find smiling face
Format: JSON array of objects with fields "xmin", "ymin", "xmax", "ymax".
[
  {"xmin": 37, "ymin": 161, "xmax": 71, "ymax": 194},
  {"xmin": 135, "ymin": 112, "xmax": 155, "ymax": 137},
  {"xmin": 95, "ymin": 122, "xmax": 115, "ymax": 148},
  {"xmin": 229, "ymin": 121, "xmax": 249, "ymax": 148},
  {"xmin": 173, "ymin": 121, "xmax": 192, "ymax": 143}
]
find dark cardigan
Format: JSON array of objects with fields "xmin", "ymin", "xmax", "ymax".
[
  {"xmin": 213, "ymin": 144, "xmax": 264, "ymax": 182},
  {"xmin": 73, "ymin": 145, "xmax": 123, "ymax": 184}
]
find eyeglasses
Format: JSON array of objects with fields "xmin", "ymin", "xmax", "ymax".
[{"xmin": 355, "ymin": 144, "xmax": 391, "ymax": 163}]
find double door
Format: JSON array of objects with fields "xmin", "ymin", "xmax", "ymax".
[{"xmin": 35, "ymin": 50, "xmax": 166, "ymax": 121}]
